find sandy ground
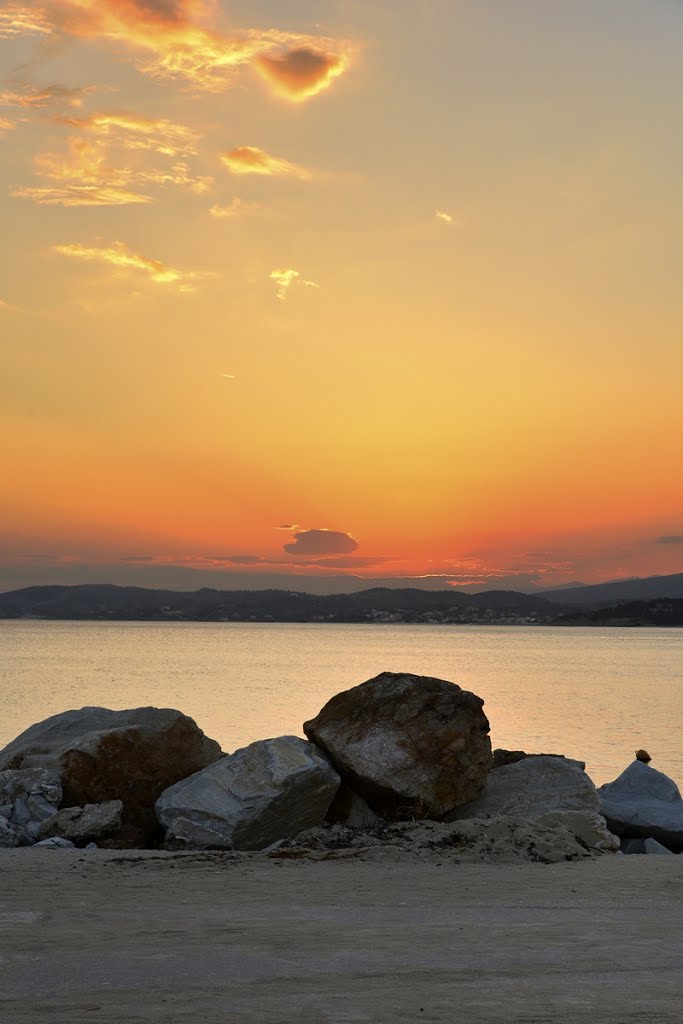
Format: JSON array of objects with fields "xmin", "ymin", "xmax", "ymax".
[{"xmin": 0, "ymin": 851, "xmax": 681, "ymax": 1023}]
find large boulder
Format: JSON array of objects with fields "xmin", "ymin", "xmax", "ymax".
[
  {"xmin": 156, "ymin": 736, "xmax": 340, "ymax": 851},
  {"xmin": 598, "ymin": 760, "xmax": 683, "ymax": 850},
  {"xmin": 303, "ymin": 672, "xmax": 491, "ymax": 820},
  {"xmin": 0, "ymin": 768, "xmax": 62, "ymax": 840},
  {"xmin": 449, "ymin": 756, "xmax": 601, "ymax": 822},
  {"xmin": 0, "ymin": 707, "xmax": 222, "ymax": 845},
  {"xmin": 37, "ymin": 800, "xmax": 123, "ymax": 844}
]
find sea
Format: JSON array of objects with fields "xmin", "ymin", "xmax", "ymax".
[{"xmin": 1, "ymin": 621, "xmax": 681, "ymax": 787}]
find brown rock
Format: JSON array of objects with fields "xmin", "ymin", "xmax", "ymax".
[
  {"xmin": 303, "ymin": 672, "xmax": 491, "ymax": 820},
  {"xmin": 492, "ymin": 749, "xmax": 586, "ymax": 771},
  {"xmin": 0, "ymin": 707, "xmax": 222, "ymax": 845}
]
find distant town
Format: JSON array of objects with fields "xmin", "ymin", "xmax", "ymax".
[{"xmin": 0, "ymin": 583, "xmax": 682, "ymax": 626}]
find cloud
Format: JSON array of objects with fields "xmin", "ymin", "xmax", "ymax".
[
  {"xmin": 13, "ymin": 122, "xmax": 211, "ymax": 206},
  {"xmin": 220, "ymin": 145, "xmax": 311, "ymax": 180},
  {"xmin": 57, "ymin": 112, "xmax": 200, "ymax": 156},
  {"xmin": 284, "ymin": 529, "xmax": 358, "ymax": 556},
  {"xmin": 31, "ymin": 1, "xmax": 352, "ymax": 96},
  {"xmin": 436, "ymin": 210, "xmax": 453, "ymax": 224},
  {"xmin": 0, "ymin": 82, "xmax": 96, "ymax": 110},
  {"xmin": 269, "ymin": 268, "xmax": 319, "ymax": 301},
  {"xmin": 0, "ymin": 298, "xmax": 22, "ymax": 312},
  {"xmin": 0, "ymin": 5, "xmax": 51, "ymax": 38},
  {"xmin": 0, "ymin": 116, "xmax": 17, "ymax": 136},
  {"xmin": 254, "ymin": 46, "xmax": 349, "ymax": 102},
  {"xmin": 209, "ymin": 196, "xmax": 259, "ymax": 218},
  {"xmin": 53, "ymin": 240, "xmax": 213, "ymax": 290},
  {"xmin": 13, "ymin": 184, "xmax": 152, "ymax": 206},
  {"xmin": 657, "ymin": 536, "xmax": 683, "ymax": 545}
]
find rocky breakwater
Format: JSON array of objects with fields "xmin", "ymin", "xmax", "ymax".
[{"xmin": 0, "ymin": 706, "xmax": 222, "ymax": 847}]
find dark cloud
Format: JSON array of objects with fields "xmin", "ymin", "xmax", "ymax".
[
  {"xmin": 657, "ymin": 536, "xmax": 683, "ymax": 545},
  {"xmin": 284, "ymin": 529, "xmax": 358, "ymax": 556},
  {"xmin": 254, "ymin": 47, "xmax": 349, "ymax": 101}
]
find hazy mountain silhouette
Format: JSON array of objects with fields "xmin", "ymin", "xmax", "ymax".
[{"xmin": 540, "ymin": 572, "xmax": 683, "ymax": 606}]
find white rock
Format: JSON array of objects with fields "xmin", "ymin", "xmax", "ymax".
[
  {"xmin": 598, "ymin": 761, "xmax": 683, "ymax": 849},
  {"xmin": 450, "ymin": 756, "xmax": 601, "ymax": 822},
  {"xmin": 0, "ymin": 769, "xmax": 62, "ymax": 840},
  {"xmin": 34, "ymin": 836, "xmax": 75, "ymax": 848},
  {"xmin": 644, "ymin": 837, "xmax": 675, "ymax": 855},
  {"xmin": 156, "ymin": 735, "xmax": 340, "ymax": 851}
]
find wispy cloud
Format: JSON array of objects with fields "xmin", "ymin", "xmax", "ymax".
[
  {"xmin": 254, "ymin": 46, "xmax": 350, "ymax": 102},
  {"xmin": 13, "ymin": 184, "xmax": 151, "ymax": 206},
  {"xmin": 209, "ymin": 196, "xmax": 260, "ymax": 218},
  {"xmin": 24, "ymin": 1, "xmax": 352, "ymax": 97},
  {"xmin": 269, "ymin": 268, "xmax": 319, "ymax": 301},
  {"xmin": 220, "ymin": 146, "xmax": 311, "ymax": 180},
  {"xmin": 13, "ymin": 118, "xmax": 211, "ymax": 207},
  {"xmin": 0, "ymin": 82, "xmax": 95, "ymax": 111},
  {"xmin": 53, "ymin": 240, "xmax": 214, "ymax": 291},
  {"xmin": 0, "ymin": 4, "xmax": 51, "ymax": 38},
  {"xmin": 657, "ymin": 535, "xmax": 683, "ymax": 545},
  {"xmin": 57, "ymin": 112, "xmax": 199, "ymax": 157},
  {"xmin": 436, "ymin": 209, "xmax": 453, "ymax": 224},
  {"xmin": 0, "ymin": 116, "xmax": 17, "ymax": 136}
]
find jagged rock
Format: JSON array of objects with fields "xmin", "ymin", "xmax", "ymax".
[
  {"xmin": 0, "ymin": 816, "xmax": 25, "ymax": 848},
  {"xmin": 34, "ymin": 837, "xmax": 75, "ymax": 848},
  {"xmin": 598, "ymin": 761, "xmax": 683, "ymax": 850},
  {"xmin": 326, "ymin": 783, "xmax": 383, "ymax": 828},
  {"xmin": 492, "ymin": 749, "xmax": 586, "ymax": 771},
  {"xmin": 0, "ymin": 768, "xmax": 62, "ymax": 840},
  {"xmin": 156, "ymin": 736, "xmax": 340, "ymax": 851},
  {"xmin": 449, "ymin": 756, "xmax": 601, "ymax": 822},
  {"xmin": 644, "ymin": 837, "xmax": 675, "ymax": 855},
  {"xmin": 0, "ymin": 707, "xmax": 222, "ymax": 845},
  {"xmin": 38, "ymin": 800, "xmax": 123, "ymax": 844},
  {"xmin": 304, "ymin": 672, "xmax": 491, "ymax": 820}
]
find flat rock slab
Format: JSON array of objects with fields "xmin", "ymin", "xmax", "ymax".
[
  {"xmin": 304, "ymin": 672, "xmax": 491, "ymax": 819},
  {"xmin": 0, "ymin": 853, "xmax": 680, "ymax": 1023}
]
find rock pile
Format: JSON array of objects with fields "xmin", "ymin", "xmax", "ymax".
[
  {"xmin": 0, "ymin": 706, "xmax": 222, "ymax": 846},
  {"xmin": 0, "ymin": 673, "xmax": 677, "ymax": 857}
]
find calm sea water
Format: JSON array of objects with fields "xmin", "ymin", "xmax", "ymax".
[{"xmin": 0, "ymin": 621, "xmax": 681, "ymax": 786}]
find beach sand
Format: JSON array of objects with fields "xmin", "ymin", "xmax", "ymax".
[{"xmin": 0, "ymin": 851, "xmax": 681, "ymax": 1023}]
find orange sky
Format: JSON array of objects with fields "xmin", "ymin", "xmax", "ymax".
[{"xmin": 1, "ymin": 0, "xmax": 682, "ymax": 592}]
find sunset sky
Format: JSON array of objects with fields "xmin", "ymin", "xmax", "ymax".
[{"xmin": 2, "ymin": 0, "xmax": 683, "ymax": 593}]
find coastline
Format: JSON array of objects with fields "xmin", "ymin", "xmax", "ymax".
[{"xmin": 1, "ymin": 852, "xmax": 681, "ymax": 1023}]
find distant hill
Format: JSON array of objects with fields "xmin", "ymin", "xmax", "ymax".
[
  {"xmin": 554, "ymin": 598, "xmax": 683, "ymax": 627},
  {"xmin": 541, "ymin": 572, "xmax": 683, "ymax": 607},
  {"xmin": 0, "ymin": 584, "xmax": 557, "ymax": 623}
]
